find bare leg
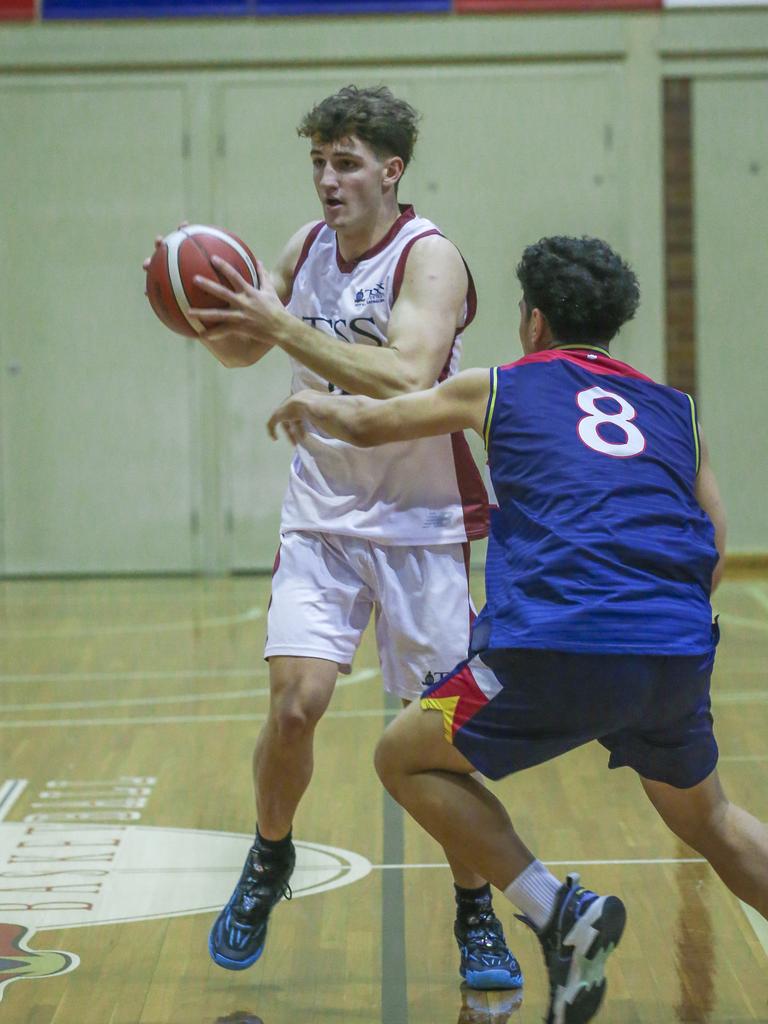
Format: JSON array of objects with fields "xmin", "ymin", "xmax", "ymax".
[
  {"xmin": 375, "ymin": 702, "xmax": 536, "ymax": 889},
  {"xmin": 398, "ymin": 697, "xmax": 487, "ymax": 889},
  {"xmin": 253, "ymin": 656, "xmax": 338, "ymax": 840},
  {"xmin": 642, "ymin": 769, "xmax": 768, "ymax": 918}
]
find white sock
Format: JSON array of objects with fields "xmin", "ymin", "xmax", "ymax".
[{"xmin": 503, "ymin": 859, "xmax": 562, "ymax": 931}]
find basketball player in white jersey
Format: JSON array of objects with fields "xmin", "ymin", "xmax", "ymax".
[{"xmin": 169, "ymin": 85, "xmax": 522, "ymax": 988}]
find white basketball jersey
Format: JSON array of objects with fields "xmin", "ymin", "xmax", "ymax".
[{"xmin": 281, "ymin": 205, "xmax": 488, "ymax": 546}]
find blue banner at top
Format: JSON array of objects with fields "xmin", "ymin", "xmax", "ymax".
[
  {"xmin": 42, "ymin": 0, "xmax": 448, "ymax": 13},
  {"xmin": 43, "ymin": 0, "xmax": 254, "ymax": 17}
]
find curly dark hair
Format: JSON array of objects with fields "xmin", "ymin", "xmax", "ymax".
[
  {"xmin": 297, "ymin": 85, "xmax": 420, "ymax": 169},
  {"xmin": 516, "ymin": 236, "xmax": 640, "ymax": 345}
]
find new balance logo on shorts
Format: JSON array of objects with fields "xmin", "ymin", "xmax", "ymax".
[{"xmin": 421, "ymin": 671, "xmax": 453, "ymax": 688}]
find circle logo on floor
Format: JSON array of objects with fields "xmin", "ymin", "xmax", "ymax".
[{"xmin": 0, "ymin": 824, "xmax": 371, "ymax": 999}]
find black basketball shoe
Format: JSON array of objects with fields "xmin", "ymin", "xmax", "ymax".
[
  {"xmin": 208, "ymin": 835, "xmax": 295, "ymax": 970},
  {"xmin": 531, "ymin": 872, "xmax": 626, "ymax": 1024},
  {"xmin": 455, "ymin": 888, "xmax": 524, "ymax": 990}
]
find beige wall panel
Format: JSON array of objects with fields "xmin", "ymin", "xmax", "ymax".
[
  {"xmin": 216, "ymin": 67, "xmax": 626, "ymax": 569},
  {"xmin": 694, "ymin": 77, "xmax": 768, "ymax": 554},
  {"xmin": 0, "ymin": 80, "xmax": 198, "ymax": 574}
]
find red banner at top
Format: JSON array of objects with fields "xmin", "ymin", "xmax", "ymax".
[
  {"xmin": 0, "ymin": 0, "xmax": 35, "ymax": 16},
  {"xmin": 457, "ymin": 0, "xmax": 659, "ymax": 10}
]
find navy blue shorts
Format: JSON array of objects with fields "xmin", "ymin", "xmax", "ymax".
[{"xmin": 420, "ymin": 642, "xmax": 719, "ymax": 789}]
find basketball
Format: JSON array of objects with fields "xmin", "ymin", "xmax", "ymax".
[{"xmin": 145, "ymin": 224, "xmax": 260, "ymax": 338}]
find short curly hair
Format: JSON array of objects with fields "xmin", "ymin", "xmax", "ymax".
[
  {"xmin": 516, "ymin": 236, "xmax": 640, "ymax": 345},
  {"xmin": 297, "ymin": 85, "xmax": 420, "ymax": 169}
]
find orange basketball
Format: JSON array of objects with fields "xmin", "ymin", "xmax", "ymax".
[{"xmin": 145, "ymin": 225, "xmax": 260, "ymax": 338}]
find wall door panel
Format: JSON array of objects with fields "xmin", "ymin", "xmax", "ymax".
[
  {"xmin": 694, "ymin": 77, "xmax": 768, "ymax": 553},
  {"xmin": 0, "ymin": 81, "xmax": 198, "ymax": 573}
]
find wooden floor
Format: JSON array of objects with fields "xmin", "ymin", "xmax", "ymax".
[{"xmin": 0, "ymin": 573, "xmax": 766, "ymax": 1024}]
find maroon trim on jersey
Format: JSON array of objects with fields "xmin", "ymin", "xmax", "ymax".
[
  {"xmin": 461, "ymin": 541, "xmax": 477, "ymax": 630},
  {"xmin": 451, "ymin": 433, "xmax": 489, "ymax": 541},
  {"xmin": 334, "ymin": 204, "xmax": 417, "ymax": 273},
  {"xmin": 391, "ymin": 231, "xmax": 478, "ymax": 337},
  {"xmin": 462, "ymin": 260, "xmax": 478, "ymax": 332},
  {"xmin": 286, "ymin": 221, "xmax": 325, "ymax": 304},
  {"xmin": 391, "ymin": 228, "xmax": 442, "ymax": 304},
  {"xmin": 501, "ymin": 348, "xmax": 655, "ymax": 383}
]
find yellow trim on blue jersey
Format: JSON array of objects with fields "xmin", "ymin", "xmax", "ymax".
[
  {"xmin": 554, "ymin": 344, "xmax": 612, "ymax": 357},
  {"xmin": 686, "ymin": 393, "xmax": 701, "ymax": 474},
  {"xmin": 420, "ymin": 695, "xmax": 460, "ymax": 744},
  {"xmin": 483, "ymin": 367, "xmax": 498, "ymax": 450}
]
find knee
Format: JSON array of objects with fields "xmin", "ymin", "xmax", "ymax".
[
  {"xmin": 374, "ymin": 727, "xmax": 404, "ymax": 796},
  {"xmin": 270, "ymin": 699, "xmax": 324, "ymax": 745},
  {"xmin": 662, "ymin": 799, "xmax": 730, "ymax": 855}
]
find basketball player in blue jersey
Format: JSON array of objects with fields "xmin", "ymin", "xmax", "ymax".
[
  {"xmin": 269, "ymin": 235, "xmax": 768, "ymax": 1024},
  {"xmin": 146, "ymin": 86, "xmax": 521, "ymax": 988}
]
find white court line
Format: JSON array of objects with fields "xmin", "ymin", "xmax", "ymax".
[
  {"xmin": 713, "ymin": 690, "xmax": 768, "ymax": 705},
  {"xmin": 0, "ymin": 605, "xmax": 263, "ymax": 639},
  {"xmin": 0, "ymin": 779, "xmax": 28, "ymax": 821},
  {"xmin": 0, "ymin": 706, "xmax": 397, "ymax": 729},
  {"xmin": 0, "ymin": 667, "xmax": 269, "ymax": 685},
  {"xmin": 370, "ymin": 857, "xmax": 707, "ymax": 869},
  {"xmin": 747, "ymin": 583, "xmax": 768, "ymax": 615},
  {"xmin": 0, "ymin": 668, "xmax": 378, "ymax": 712},
  {"xmin": 720, "ymin": 614, "xmax": 768, "ymax": 632},
  {"xmin": 740, "ymin": 900, "xmax": 768, "ymax": 959}
]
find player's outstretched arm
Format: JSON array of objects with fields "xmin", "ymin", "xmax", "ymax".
[
  {"xmin": 695, "ymin": 428, "xmax": 727, "ymax": 592},
  {"xmin": 267, "ymin": 367, "xmax": 490, "ymax": 448}
]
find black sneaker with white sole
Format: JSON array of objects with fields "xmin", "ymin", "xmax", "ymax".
[{"xmin": 530, "ymin": 872, "xmax": 626, "ymax": 1024}]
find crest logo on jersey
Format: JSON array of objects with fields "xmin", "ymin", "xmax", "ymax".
[{"xmin": 353, "ymin": 282, "xmax": 386, "ymax": 307}]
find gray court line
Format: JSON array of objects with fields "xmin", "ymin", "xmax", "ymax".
[
  {"xmin": 381, "ymin": 693, "xmax": 408, "ymax": 1024},
  {"xmin": 0, "ymin": 779, "xmax": 28, "ymax": 821}
]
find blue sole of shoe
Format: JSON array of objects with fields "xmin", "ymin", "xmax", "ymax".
[
  {"xmin": 463, "ymin": 967, "xmax": 524, "ymax": 990},
  {"xmin": 208, "ymin": 930, "xmax": 265, "ymax": 971}
]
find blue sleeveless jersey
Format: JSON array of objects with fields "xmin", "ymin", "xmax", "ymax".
[{"xmin": 471, "ymin": 345, "xmax": 718, "ymax": 657}]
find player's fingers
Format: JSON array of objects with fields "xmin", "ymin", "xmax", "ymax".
[
  {"xmin": 211, "ymin": 255, "xmax": 249, "ymax": 293},
  {"xmin": 192, "ymin": 275, "xmax": 235, "ymax": 302},
  {"xmin": 188, "ymin": 308, "xmax": 241, "ymax": 323}
]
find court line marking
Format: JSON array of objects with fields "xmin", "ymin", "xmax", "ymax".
[
  {"xmin": 0, "ymin": 605, "xmax": 263, "ymax": 639},
  {"xmin": 740, "ymin": 900, "xmax": 768, "ymax": 959},
  {"xmin": 0, "ymin": 779, "xmax": 28, "ymax": 822},
  {"xmin": 720, "ymin": 614, "xmax": 768, "ymax": 632},
  {"xmin": 370, "ymin": 857, "xmax": 708, "ymax": 868},
  {"xmin": 0, "ymin": 707, "xmax": 397, "ymax": 728},
  {"xmin": 0, "ymin": 667, "xmax": 270, "ymax": 685},
  {"xmin": 4, "ymin": 688, "xmax": 768, "ymax": 728},
  {"xmin": 0, "ymin": 668, "xmax": 378, "ymax": 712},
  {"xmin": 747, "ymin": 583, "xmax": 768, "ymax": 614}
]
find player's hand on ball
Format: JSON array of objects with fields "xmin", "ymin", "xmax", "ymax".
[{"xmin": 190, "ymin": 257, "xmax": 285, "ymax": 344}]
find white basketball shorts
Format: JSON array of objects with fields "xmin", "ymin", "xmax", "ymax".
[{"xmin": 264, "ymin": 530, "xmax": 476, "ymax": 701}]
